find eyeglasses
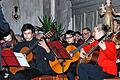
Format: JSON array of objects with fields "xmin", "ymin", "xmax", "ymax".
[{"xmin": 83, "ymin": 32, "xmax": 89, "ymax": 35}]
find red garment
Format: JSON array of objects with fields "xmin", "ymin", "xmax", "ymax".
[{"xmin": 82, "ymin": 40, "xmax": 117, "ymax": 75}]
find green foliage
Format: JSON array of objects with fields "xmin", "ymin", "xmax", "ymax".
[{"xmin": 38, "ymin": 16, "xmax": 64, "ymax": 41}]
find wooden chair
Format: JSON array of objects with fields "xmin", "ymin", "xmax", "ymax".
[
  {"xmin": 32, "ymin": 75, "xmax": 56, "ymax": 80},
  {"xmin": 32, "ymin": 75, "xmax": 68, "ymax": 80}
]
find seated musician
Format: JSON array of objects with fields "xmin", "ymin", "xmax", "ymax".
[
  {"xmin": 62, "ymin": 30, "xmax": 81, "ymax": 80},
  {"xmin": 82, "ymin": 27, "xmax": 93, "ymax": 42},
  {"xmin": 13, "ymin": 23, "xmax": 57, "ymax": 80},
  {"xmin": 0, "ymin": 29, "xmax": 18, "ymax": 80},
  {"xmin": 74, "ymin": 31, "xmax": 83, "ymax": 44},
  {"xmin": 78, "ymin": 24, "xmax": 117, "ymax": 80},
  {"xmin": 0, "ymin": 3, "xmax": 16, "ymax": 79},
  {"xmin": 1, "ymin": 29, "xmax": 18, "ymax": 49}
]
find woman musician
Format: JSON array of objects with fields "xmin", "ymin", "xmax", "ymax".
[
  {"xmin": 78, "ymin": 24, "xmax": 117, "ymax": 80},
  {"xmin": 1, "ymin": 29, "xmax": 18, "ymax": 49}
]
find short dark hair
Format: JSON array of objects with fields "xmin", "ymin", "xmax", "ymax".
[
  {"xmin": 64, "ymin": 30, "xmax": 75, "ymax": 39},
  {"xmin": 75, "ymin": 31, "xmax": 81, "ymax": 35},
  {"xmin": 82, "ymin": 27, "xmax": 91, "ymax": 32},
  {"xmin": 21, "ymin": 23, "xmax": 35, "ymax": 34},
  {"xmin": 65, "ymin": 30, "xmax": 75, "ymax": 36}
]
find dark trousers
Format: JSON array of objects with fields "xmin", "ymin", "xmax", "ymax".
[
  {"xmin": 13, "ymin": 67, "xmax": 57, "ymax": 80},
  {"xmin": 13, "ymin": 68, "xmax": 41, "ymax": 80},
  {"xmin": 65, "ymin": 62, "xmax": 77, "ymax": 80},
  {"xmin": 67, "ymin": 70, "xmax": 76, "ymax": 80},
  {"xmin": 78, "ymin": 63, "xmax": 115, "ymax": 80},
  {"xmin": 0, "ymin": 71, "xmax": 4, "ymax": 80},
  {"xmin": 0, "ymin": 75, "xmax": 4, "ymax": 80}
]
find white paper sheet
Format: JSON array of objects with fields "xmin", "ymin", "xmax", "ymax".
[{"xmin": 14, "ymin": 52, "xmax": 30, "ymax": 67}]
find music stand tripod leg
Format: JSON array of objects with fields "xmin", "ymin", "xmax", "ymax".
[{"xmin": 61, "ymin": 59, "xmax": 66, "ymax": 80}]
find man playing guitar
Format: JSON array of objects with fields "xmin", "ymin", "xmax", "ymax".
[
  {"xmin": 13, "ymin": 23, "xmax": 57, "ymax": 80},
  {"xmin": 78, "ymin": 24, "xmax": 117, "ymax": 80}
]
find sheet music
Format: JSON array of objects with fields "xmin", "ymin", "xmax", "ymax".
[{"xmin": 14, "ymin": 52, "xmax": 30, "ymax": 67}]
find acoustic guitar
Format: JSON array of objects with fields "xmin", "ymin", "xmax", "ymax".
[
  {"xmin": 80, "ymin": 35, "xmax": 106, "ymax": 64},
  {"xmin": 80, "ymin": 46, "xmax": 99, "ymax": 64},
  {"xmin": 49, "ymin": 40, "xmax": 89, "ymax": 74},
  {"xmin": 49, "ymin": 45, "xmax": 80, "ymax": 74},
  {"xmin": 49, "ymin": 33, "xmax": 108, "ymax": 74},
  {"xmin": 49, "ymin": 45, "xmax": 98, "ymax": 74}
]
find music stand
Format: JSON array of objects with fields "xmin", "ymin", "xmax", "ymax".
[
  {"xmin": 1, "ymin": 49, "xmax": 20, "ymax": 68},
  {"xmin": 48, "ymin": 41, "xmax": 71, "ymax": 80},
  {"xmin": 2, "ymin": 49, "xmax": 30, "ymax": 70}
]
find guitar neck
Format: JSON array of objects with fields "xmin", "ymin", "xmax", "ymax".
[
  {"xmin": 86, "ymin": 35, "xmax": 106, "ymax": 56},
  {"xmin": 25, "ymin": 41, "xmax": 38, "ymax": 56},
  {"xmin": 87, "ymin": 44, "xmax": 99, "ymax": 57},
  {"xmin": 70, "ymin": 41, "xmax": 89, "ymax": 54}
]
